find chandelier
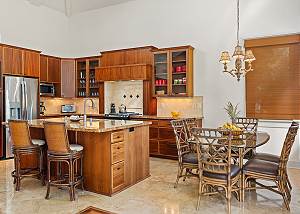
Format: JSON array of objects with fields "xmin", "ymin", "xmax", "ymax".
[{"xmin": 219, "ymin": 0, "xmax": 256, "ymax": 81}]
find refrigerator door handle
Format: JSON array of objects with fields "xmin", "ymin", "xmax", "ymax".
[
  {"xmin": 20, "ymin": 81, "xmax": 24, "ymax": 120},
  {"xmin": 23, "ymin": 80, "xmax": 28, "ymax": 120}
]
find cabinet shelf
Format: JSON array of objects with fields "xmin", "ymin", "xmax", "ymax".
[
  {"xmin": 172, "ymin": 72, "xmax": 186, "ymax": 75},
  {"xmin": 172, "ymin": 60, "xmax": 186, "ymax": 63}
]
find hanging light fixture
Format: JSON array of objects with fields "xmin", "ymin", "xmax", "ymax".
[{"xmin": 219, "ymin": 0, "xmax": 256, "ymax": 81}]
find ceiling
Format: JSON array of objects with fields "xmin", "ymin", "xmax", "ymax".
[{"xmin": 26, "ymin": 0, "xmax": 137, "ymax": 16}]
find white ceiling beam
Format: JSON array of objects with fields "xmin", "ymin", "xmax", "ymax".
[{"xmin": 64, "ymin": 0, "xmax": 72, "ymax": 17}]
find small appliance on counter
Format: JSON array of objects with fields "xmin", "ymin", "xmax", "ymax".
[
  {"xmin": 110, "ymin": 103, "xmax": 116, "ymax": 114},
  {"xmin": 61, "ymin": 104, "xmax": 76, "ymax": 113},
  {"xmin": 119, "ymin": 104, "xmax": 127, "ymax": 113},
  {"xmin": 40, "ymin": 102, "xmax": 46, "ymax": 115}
]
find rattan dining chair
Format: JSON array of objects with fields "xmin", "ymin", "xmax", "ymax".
[
  {"xmin": 233, "ymin": 117, "xmax": 258, "ymax": 132},
  {"xmin": 171, "ymin": 119, "xmax": 198, "ymax": 188},
  {"xmin": 184, "ymin": 118, "xmax": 202, "ymax": 152},
  {"xmin": 242, "ymin": 121, "xmax": 299, "ymax": 210},
  {"xmin": 252, "ymin": 122, "xmax": 299, "ymax": 191},
  {"xmin": 191, "ymin": 128, "xmax": 242, "ymax": 212},
  {"xmin": 44, "ymin": 122, "xmax": 84, "ymax": 201},
  {"xmin": 8, "ymin": 120, "xmax": 46, "ymax": 191}
]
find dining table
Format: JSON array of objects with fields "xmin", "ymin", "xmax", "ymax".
[{"xmin": 231, "ymin": 131, "xmax": 270, "ymax": 168}]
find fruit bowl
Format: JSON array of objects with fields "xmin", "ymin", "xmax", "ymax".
[
  {"xmin": 219, "ymin": 123, "xmax": 243, "ymax": 139},
  {"xmin": 171, "ymin": 111, "xmax": 180, "ymax": 119}
]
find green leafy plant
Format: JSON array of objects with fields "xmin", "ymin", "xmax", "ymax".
[{"xmin": 224, "ymin": 102, "xmax": 240, "ymax": 122}]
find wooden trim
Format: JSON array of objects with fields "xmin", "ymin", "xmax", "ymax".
[
  {"xmin": 97, "ymin": 63, "xmax": 150, "ymax": 69},
  {"xmin": 100, "ymin": 46, "xmax": 158, "ymax": 54},
  {"xmin": 154, "ymin": 45, "xmax": 194, "ymax": 52},
  {"xmin": 245, "ymin": 34, "xmax": 300, "ymax": 48},
  {"xmin": 0, "ymin": 43, "xmax": 41, "ymax": 53},
  {"xmin": 40, "ymin": 54, "xmax": 61, "ymax": 60},
  {"xmin": 75, "ymin": 56, "xmax": 101, "ymax": 60}
]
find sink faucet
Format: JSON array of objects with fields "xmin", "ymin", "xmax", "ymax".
[{"xmin": 83, "ymin": 98, "xmax": 96, "ymax": 123}]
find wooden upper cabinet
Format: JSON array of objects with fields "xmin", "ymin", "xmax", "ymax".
[
  {"xmin": 47, "ymin": 56, "xmax": 61, "ymax": 83},
  {"xmin": 61, "ymin": 59, "xmax": 75, "ymax": 98},
  {"xmin": 40, "ymin": 55, "xmax": 48, "ymax": 82},
  {"xmin": 0, "ymin": 45, "xmax": 3, "ymax": 89},
  {"xmin": 96, "ymin": 64, "xmax": 152, "ymax": 81},
  {"xmin": 153, "ymin": 46, "xmax": 194, "ymax": 97},
  {"xmin": 23, "ymin": 50, "xmax": 40, "ymax": 77},
  {"xmin": 2, "ymin": 47, "xmax": 23, "ymax": 75}
]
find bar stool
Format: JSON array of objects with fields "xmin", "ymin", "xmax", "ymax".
[
  {"xmin": 43, "ymin": 122, "xmax": 83, "ymax": 201},
  {"xmin": 8, "ymin": 120, "xmax": 45, "ymax": 191}
]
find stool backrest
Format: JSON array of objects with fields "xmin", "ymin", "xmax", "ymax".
[
  {"xmin": 8, "ymin": 120, "xmax": 33, "ymax": 148},
  {"xmin": 44, "ymin": 122, "xmax": 70, "ymax": 153},
  {"xmin": 171, "ymin": 119, "xmax": 191, "ymax": 160}
]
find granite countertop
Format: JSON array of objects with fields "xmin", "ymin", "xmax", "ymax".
[
  {"xmin": 40, "ymin": 114, "xmax": 203, "ymax": 120},
  {"xmin": 8, "ymin": 118, "xmax": 151, "ymax": 133}
]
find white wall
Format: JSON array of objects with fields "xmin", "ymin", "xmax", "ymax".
[
  {"xmin": 67, "ymin": 0, "xmax": 300, "ymax": 166},
  {"xmin": 68, "ymin": 0, "xmax": 300, "ymax": 127},
  {"xmin": 0, "ymin": 0, "xmax": 70, "ymax": 57}
]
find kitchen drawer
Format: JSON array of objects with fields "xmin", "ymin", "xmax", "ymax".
[
  {"xmin": 159, "ymin": 127, "xmax": 176, "ymax": 140},
  {"xmin": 112, "ymin": 161, "xmax": 125, "ymax": 190},
  {"xmin": 150, "ymin": 120, "xmax": 159, "ymax": 127},
  {"xmin": 158, "ymin": 120, "xmax": 172, "ymax": 128},
  {"xmin": 149, "ymin": 140, "xmax": 159, "ymax": 154},
  {"xmin": 149, "ymin": 127, "xmax": 159, "ymax": 139},
  {"xmin": 111, "ymin": 131, "xmax": 124, "ymax": 143},
  {"xmin": 159, "ymin": 140, "xmax": 178, "ymax": 157},
  {"xmin": 111, "ymin": 142, "xmax": 124, "ymax": 164}
]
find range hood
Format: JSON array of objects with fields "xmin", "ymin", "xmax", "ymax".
[{"xmin": 95, "ymin": 64, "xmax": 152, "ymax": 82}]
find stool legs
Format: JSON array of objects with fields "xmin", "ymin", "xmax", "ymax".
[
  {"xmin": 46, "ymin": 154, "xmax": 83, "ymax": 201},
  {"xmin": 14, "ymin": 153, "xmax": 21, "ymax": 191},
  {"xmin": 45, "ymin": 160, "xmax": 51, "ymax": 199}
]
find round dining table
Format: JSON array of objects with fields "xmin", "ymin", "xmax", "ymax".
[{"xmin": 231, "ymin": 131, "xmax": 270, "ymax": 168}]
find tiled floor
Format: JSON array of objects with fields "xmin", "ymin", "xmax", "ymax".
[{"xmin": 0, "ymin": 158, "xmax": 300, "ymax": 214}]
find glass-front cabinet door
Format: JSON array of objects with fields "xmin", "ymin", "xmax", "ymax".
[
  {"xmin": 171, "ymin": 49, "xmax": 187, "ymax": 96},
  {"xmin": 154, "ymin": 51, "xmax": 169, "ymax": 96},
  {"xmin": 77, "ymin": 61, "xmax": 87, "ymax": 97},
  {"xmin": 153, "ymin": 46, "xmax": 194, "ymax": 97}
]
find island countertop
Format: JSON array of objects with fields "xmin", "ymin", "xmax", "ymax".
[{"xmin": 21, "ymin": 118, "xmax": 151, "ymax": 133}]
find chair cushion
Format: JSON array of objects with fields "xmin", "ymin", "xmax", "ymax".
[
  {"xmin": 203, "ymin": 165, "xmax": 240, "ymax": 180},
  {"xmin": 182, "ymin": 153, "xmax": 198, "ymax": 164},
  {"xmin": 243, "ymin": 159, "xmax": 279, "ymax": 176},
  {"xmin": 32, "ymin": 139, "xmax": 45, "ymax": 146},
  {"xmin": 70, "ymin": 144, "xmax": 83, "ymax": 152},
  {"xmin": 254, "ymin": 153, "xmax": 280, "ymax": 163}
]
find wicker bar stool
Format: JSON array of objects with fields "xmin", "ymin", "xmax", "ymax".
[
  {"xmin": 43, "ymin": 122, "xmax": 84, "ymax": 201},
  {"xmin": 8, "ymin": 120, "xmax": 46, "ymax": 191}
]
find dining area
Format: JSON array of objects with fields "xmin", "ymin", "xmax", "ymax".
[{"xmin": 170, "ymin": 117, "xmax": 299, "ymax": 213}]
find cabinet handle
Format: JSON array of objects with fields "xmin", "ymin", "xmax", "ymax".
[
  {"xmin": 117, "ymin": 147, "xmax": 120, "ymax": 149},
  {"xmin": 117, "ymin": 167, "xmax": 120, "ymax": 170}
]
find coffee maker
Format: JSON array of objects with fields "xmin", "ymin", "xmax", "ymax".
[
  {"xmin": 110, "ymin": 103, "xmax": 116, "ymax": 114},
  {"xmin": 40, "ymin": 102, "xmax": 46, "ymax": 115}
]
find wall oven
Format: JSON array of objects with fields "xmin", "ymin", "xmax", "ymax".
[{"xmin": 40, "ymin": 83, "xmax": 55, "ymax": 97}]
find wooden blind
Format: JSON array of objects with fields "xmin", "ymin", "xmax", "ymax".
[{"xmin": 245, "ymin": 34, "xmax": 300, "ymax": 120}]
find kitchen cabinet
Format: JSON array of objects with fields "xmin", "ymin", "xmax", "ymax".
[
  {"xmin": 2, "ymin": 46, "xmax": 23, "ymax": 75},
  {"xmin": 95, "ymin": 64, "xmax": 152, "ymax": 81},
  {"xmin": 1, "ymin": 45, "xmax": 40, "ymax": 77},
  {"xmin": 61, "ymin": 59, "xmax": 76, "ymax": 98},
  {"xmin": 0, "ymin": 90, "xmax": 2, "ymax": 158},
  {"xmin": 153, "ymin": 46, "xmax": 194, "ymax": 97},
  {"xmin": 47, "ymin": 56, "xmax": 61, "ymax": 83},
  {"xmin": 76, "ymin": 57, "xmax": 100, "ymax": 97},
  {"xmin": 23, "ymin": 50, "xmax": 40, "ymax": 77},
  {"xmin": 40, "ymin": 55, "xmax": 48, "ymax": 82},
  {"xmin": 135, "ymin": 117, "xmax": 202, "ymax": 159}
]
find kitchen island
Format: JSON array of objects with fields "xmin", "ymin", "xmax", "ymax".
[{"xmin": 25, "ymin": 118, "xmax": 151, "ymax": 196}]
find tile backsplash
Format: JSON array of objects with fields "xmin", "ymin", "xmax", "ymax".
[
  {"xmin": 157, "ymin": 96, "xmax": 203, "ymax": 118},
  {"xmin": 104, "ymin": 81, "xmax": 143, "ymax": 114},
  {"xmin": 41, "ymin": 97, "xmax": 99, "ymax": 115}
]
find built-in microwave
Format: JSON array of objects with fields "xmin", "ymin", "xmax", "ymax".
[{"xmin": 40, "ymin": 83, "xmax": 55, "ymax": 96}]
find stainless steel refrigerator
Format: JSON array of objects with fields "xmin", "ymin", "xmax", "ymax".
[{"xmin": 4, "ymin": 76, "xmax": 38, "ymax": 158}]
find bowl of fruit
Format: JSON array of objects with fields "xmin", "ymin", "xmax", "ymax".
[{"xmin": 220, "ymin": 123, "xmax": 243, "ymax": 139}]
